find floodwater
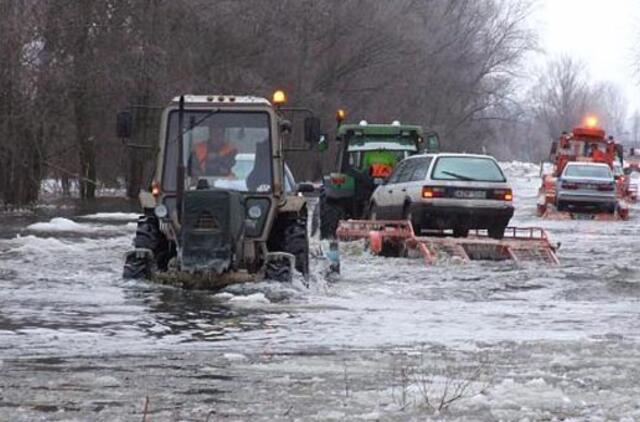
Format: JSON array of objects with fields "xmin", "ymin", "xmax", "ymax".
[{"xmin": 2, "ymin": 163, "xmax": 640, "ymax": 421}]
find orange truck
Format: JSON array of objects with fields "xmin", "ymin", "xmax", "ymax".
[{"xmin": 537, "ymin": 117, "xmax": 632, "ymax": 219}]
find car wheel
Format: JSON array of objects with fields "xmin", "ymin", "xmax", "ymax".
[
  {"xmin": 488, "ymin": 224, "xmax": 506, "ymax": 240},
  {"xmin": 453, "ymin": 226, "xmax": 469, "ymax": 238},
  {"xmin": 556, "ymin": 201, "xmax": 565, "ymax": 212}
]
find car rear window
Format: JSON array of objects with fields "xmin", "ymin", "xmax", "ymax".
[
  {"xmin": 431, "ymin": 157, "xmax": 505, "ymax": 182},
  {"xmin": 564, "ymin": 165, "xmax": 612, "ymax": 179}
]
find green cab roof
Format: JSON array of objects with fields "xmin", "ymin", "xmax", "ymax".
[{"xmin": 337, "ymin": 123, "xmax": 424, "ymax": 137}]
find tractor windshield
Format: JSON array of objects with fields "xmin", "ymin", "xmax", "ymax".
[{"xmin": 163, "ymin": 111, "xmax": 272, "ymax": 193}]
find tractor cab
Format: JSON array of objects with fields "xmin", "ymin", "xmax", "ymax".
[
  {"xmin": 119, "ymin": 91, "xmax": 321, "ymax": 288},
  {"xmin": 339, "ymin": 121, "xmax": 428, "ymax": 183}
]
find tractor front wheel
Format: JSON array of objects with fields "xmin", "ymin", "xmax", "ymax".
[
  {"xmin": 123, "ymin": 215, "xmax": 170, "ymax": 279},
  {"xmin": 266, "ymin": 214, "xmax": 309, "ymax": 282}
]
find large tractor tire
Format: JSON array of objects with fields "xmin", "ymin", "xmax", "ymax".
[
  {"xmin": 266, "ymin": 214, "xmax": 309, "ymax": 282},
  {"xmin": 123, "ymin": 216, "xmax": 170, "ymax": 279},
  {"xmin": 319, "ymin": 195, "xmax": 346, "ymax": 239}
]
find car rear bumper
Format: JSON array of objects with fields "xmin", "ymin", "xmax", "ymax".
[
  {"xmin": 410, "ymin": 202, "xmax": 514, "ymax": 229},
  {"xmin": 556, "ymin": 192, "xmax": 616, "ymax": 205}
]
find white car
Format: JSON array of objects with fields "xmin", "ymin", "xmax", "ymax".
[
  {"xmin": 369, "ymin": 153, "xmax": 514, "ymax": 239},
  {"xmin": 196, "ymin": 153, "xmax": 297, "ymax": 192},
  {"xmin": 555, "ymin": 162, "xmax": 616, "ymax": 213}
]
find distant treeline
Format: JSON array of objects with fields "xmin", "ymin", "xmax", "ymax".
[{"xmin": 0, "ymin": 0, "xmax": 630, "ymax": 206}]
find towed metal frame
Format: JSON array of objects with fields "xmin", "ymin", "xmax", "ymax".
[{"xmin": 336, "ymin": 219, "xmax": 559, "ymax": 265}]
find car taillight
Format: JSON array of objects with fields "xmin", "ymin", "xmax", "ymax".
[
  {"xmin": 422, "ymin": 186, "xmax": 445, "ymax": 198},
  {"xmin": 493, "ymin": 189, "xmax": 512, "ymax": 201},
  {"xmin": 597, "ymin": 184, "xmax": 615, "ymax": 191},
  {"xmin": 562, "ymin": 182, "xmax": 578, "ymax": 189}
]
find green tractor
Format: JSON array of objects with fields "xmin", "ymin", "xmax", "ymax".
[{"xmin": 316, "ymin": 114, "xmax": 440, "ymax": 238}]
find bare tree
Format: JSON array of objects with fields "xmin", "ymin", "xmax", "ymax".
[{"xmin": 530, "ymin": 55, "xmax": 594, "ymax": 140}]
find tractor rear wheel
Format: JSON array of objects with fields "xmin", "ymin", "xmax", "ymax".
[
  {"xmin": 266, "ymin": 214, "xmax": 309, "ymax": 282},
  {"xmin": 319, "ymin": 195, "xmax": 346, "ymax": 239},
  {"xmin": 123, "ymin": 216, "xmax": 170, "ymax": 279}
]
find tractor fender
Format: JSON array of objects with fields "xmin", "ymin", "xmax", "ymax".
[{"xmin": 279, "ymin": 195, "xmax": 308, "ymax": 216}]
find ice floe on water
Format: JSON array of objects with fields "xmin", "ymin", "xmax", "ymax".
[
  {"xmin": 25, "ymin": 216, "xmax": 135, "ymax": 235},
  {"xmin": 26, "ymin": 217, "xmax": 94, "ymax": 233},
  {"xmin": 77, "ymin": 212, "xmax": 139, "ymax": 221}
]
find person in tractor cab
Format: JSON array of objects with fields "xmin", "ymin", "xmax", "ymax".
[
  {"xmin": 589, "ymin": 143, "xmax": 606, "ymax": 162},
  {"xmin": 189, "ymin": 126, "xmax": 238, "ymax": 178},
  {"xmin": 362, "ymin": 149, "xmax": 397, "ymax": 178}
]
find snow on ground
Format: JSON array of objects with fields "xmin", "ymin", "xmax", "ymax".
[{"xmin": 2, "ymin": 162, "xmax": 640, "ymax": 420}]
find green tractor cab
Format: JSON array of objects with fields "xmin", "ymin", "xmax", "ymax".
[{"xmin": 316, "ymin": 119, "xmax": 440, "ymax": 239}]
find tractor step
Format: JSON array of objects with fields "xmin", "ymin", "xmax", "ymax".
[{"xmin": 336, "ymin": 220, "xmax": 559, "ymax": 265}]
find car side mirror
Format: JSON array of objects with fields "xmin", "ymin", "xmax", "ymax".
[
  {"xmin": 296, "ymin": 182, "xmax": 315, "ymax": 193},
  {"xmin": 304, "ymin": 116, "xmax": 321, "ymax": 144},
  {"xmin": 117, "ymin": 111, "xmax": 133, "ymax": 140}
]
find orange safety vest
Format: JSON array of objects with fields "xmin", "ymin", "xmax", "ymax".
[{"xmin": 592, "ymin": 148, "xmax": 606, "ymax": 162}]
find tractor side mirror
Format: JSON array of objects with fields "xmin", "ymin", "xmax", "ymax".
[
  {"xmin": 296, "ymin": 182, "xmax": 315, "ymax": 193},
  {"xmin": 425, "ymin": 132, "xmax": 440, "ymax": 152},
  {"xmin": 280, "ymin": 119, "xmax": 292, "ymax": 135},
  {"xmin": 304, "ymin": 116, "xmax": 321, "ymax": 144},
  {"xmin": 117, "ymin": 111, "xmax": 133, "ymax": 139}
]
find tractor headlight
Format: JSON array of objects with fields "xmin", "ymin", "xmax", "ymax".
[
  {"xmin": 248, "ymin": 205, "xmax": 263, "ymax": 219},
  {"xmin": 154, "ymin": 204, "xmax": 168, "ymax": 219}
]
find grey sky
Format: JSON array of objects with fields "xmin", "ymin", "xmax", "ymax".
[{"xmin": 534, "ymin": 0, "xmax": 640, "ymax": 113}]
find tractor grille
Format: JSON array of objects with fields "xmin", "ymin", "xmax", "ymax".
[{"xmin": 195, "ymin": 212, "xmax": 218, "ymax": 230}]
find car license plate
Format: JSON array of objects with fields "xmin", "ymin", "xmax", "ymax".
[
  {"xmin": 454, "ymin": 190, "xmax": 486, "ymax": 199},
  {"xmin": 573, "ymin": 213, "xmax": 595, "ymax": 220},
  {"xmin": 581, "ymin": 184, "xmax": 597, "ymax": 190}
]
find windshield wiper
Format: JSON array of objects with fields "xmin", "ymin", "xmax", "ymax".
[{"xmin": 441, "ymin": 170, "xmax": 477, "ymax": 181}]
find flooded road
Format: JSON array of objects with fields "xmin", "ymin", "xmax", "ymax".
[{"xmin": 2, "ymin": 163, "xmax": 640, "ymax": 421}]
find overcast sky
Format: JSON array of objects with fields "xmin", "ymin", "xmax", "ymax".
[{"xmin": 533, "ymin": 0, "xmax": 640, "ymax": 113}]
